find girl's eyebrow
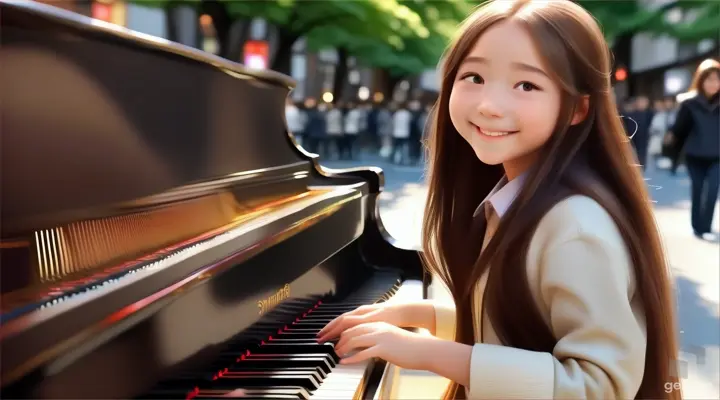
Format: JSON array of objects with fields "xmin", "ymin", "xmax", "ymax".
[{"xmin": 462, "ymin": 56, "xmax": 549, "ymax": 79}]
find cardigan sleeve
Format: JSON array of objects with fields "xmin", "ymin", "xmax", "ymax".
[{"xmin": 466, "ymin": 230, "xmax": 647, "ymax": 399}]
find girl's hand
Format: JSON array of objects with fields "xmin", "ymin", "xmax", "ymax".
[
  {"xmin": 317, "ymin": 303, "xmax": 404, "ymax": 343},
  {"xmin": 333, "ymin": 322, "xmax": 430, "ymax": 370}
]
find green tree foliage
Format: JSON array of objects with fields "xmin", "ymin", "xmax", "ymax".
[
  {"xmin": 131, "ymin": 0, "xmax": 717, "ymax": 94},
  {"xmin": 220, "ymin": 0, "xmax": 429, "ymax": 73},
  {"xmin": 344, "ymin": 0, "xmax": 475, "ymax": 92},
  {"xmin": 132, "ymin": 0, "xmax": 467, "ymax": 76},
  {"xmin": 131, "ymin": 0, "xmax": 430, "ymax": 73},
  {"xmin": 653, "ymin": 1, "xmax": 720, "ymax": 42},
  {"xmin": 578, "ymin": 0, "xmax": 719, "ymax": 42}
]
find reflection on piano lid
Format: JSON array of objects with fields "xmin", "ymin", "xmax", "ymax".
[{"xmin": 0, "ymin": 1, "xmax": 429, "ymax": 399}]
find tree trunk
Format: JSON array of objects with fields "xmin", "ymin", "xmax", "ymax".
[
  {"xmin": 373, "ymin": 69, "xmax": 405, "ymax": 101},
  {"xmin": 387, "ymin": 74, "xmax": 405, "ymax": 102},
  {"xmin": 332, "ymin": 48, "xmax": 349, "ymax": 104},
  {"xmin": 164, "ymin": 2, "xmax": 179, "ymax": 43},
  {"xmin": 270, "ymin": 30, "xmax": 299, "ymax": 75},
  {"xmin": 225, "ymin": 20, "xmax": 251, "ymax": 62},
  {"xmin": 166, "ymin": 3, "xmax": 200, "ymax": 48}
]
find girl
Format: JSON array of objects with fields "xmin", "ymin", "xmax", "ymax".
[
  {"xmin": 318, "ymin": 1, "xmax": 680, "ymax": 399},
  {"xmin": 665, "ymin": 59, "xmax": 719, "ymax": 239}
]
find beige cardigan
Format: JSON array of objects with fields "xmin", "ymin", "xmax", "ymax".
[{"xmin": 433, "ymin": 194, "xmax": 647, "ymax": 399}]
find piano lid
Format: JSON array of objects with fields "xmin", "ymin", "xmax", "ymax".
[
  {"xmin": 0, "ymin": 0, "xmax": 304, "ymax": 237},
  {"xmin": 2, "ymin": 0, "xmax": 295, "ymax": 88}
]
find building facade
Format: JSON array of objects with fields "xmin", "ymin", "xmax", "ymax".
[{"xmin": 626, "ymin": 0, "xmax": 718, "ymax": 100}]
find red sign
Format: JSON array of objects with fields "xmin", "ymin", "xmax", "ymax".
[
  {"xmin": 91, "ymin": 2, "xmax": 112, "ymax": 22},
  {"xmin": 615, "ymin": 67, "xmax": 628, "ymax": 82},
  {"xmin": 243, "ymin": 40, "xmax": 269, "ymax": 69}
]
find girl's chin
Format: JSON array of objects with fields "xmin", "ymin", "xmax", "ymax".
[{"xmin": 472, "ymin": 150, "xmax": 508, "ymax": 166}]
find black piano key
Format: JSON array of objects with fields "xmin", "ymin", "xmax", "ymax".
[
  {"xmin": 226, "ymin": 366, "xmax": 327, "ymax": 379},
  {"xmin": 232, "ymin": 357, "xmax": 333, "ymax": 374},
  {"xmin": 208, "ymin": 374, "xmax": 321, "ymax": 391},
  {"xmin": 315, "ymin": 304, "xmax": 369, "ymax": 309},
  {"xmin": 267, "ymin": 338, "xmax": 320, "ymax": 344},
  {"xmin": 275, "ymin": 332, "xmax": 319, "ymax": 339},
  {"xmin": 220, "ymin": 387, "xmax": 311, "ymax": 400},
  {"xmin": 280, "ymin": 328, "xmax": 321, "ymax": 333},
  {"xmin": 160, "ymin": 387, "xmax": 311, "ymax": 399},
  {"xmin": 174, "ymin": 366, "xmax": 326, "ymax": 383},
  {"xmin": 247, "ymin": 353, "xmax": 336, "ymax": 368},
  {"xmin": 248, "ymin": 343, "xmax": 339, "ymax": 362},
  {"xmin": 287, "ymin": 322, "xmax": 328, "ymax": 329},
  {"xmin": 296, "ymin": 315, "xmax": 335, "ymax": 321},
  {"xmin": 143, "ymin": 275, "xmax": 405, "ymax": 400},
  {"xmin": 301, "ymin": 313, "xmax": 341, "ymax": 318}
]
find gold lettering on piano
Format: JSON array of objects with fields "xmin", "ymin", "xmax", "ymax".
[{"xmin": 257, "ymin": 284, "xmax": 291, "ymax": 315}]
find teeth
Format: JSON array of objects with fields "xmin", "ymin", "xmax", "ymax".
[{"xmin": 483, "ymin": 130, "xmax": 511, "ymax": 137}]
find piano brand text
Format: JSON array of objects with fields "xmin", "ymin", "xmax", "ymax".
[{"xmin": 257, "ymin": 284, "xmax": 291, "ymax": 315}]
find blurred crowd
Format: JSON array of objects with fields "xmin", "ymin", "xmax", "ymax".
[
  {"xmin": 286, "ymin": 98, "xmax": 433, "ymax": 166},
  {"xmin": 620, "ymin": 59, "xmax": 719, "ymax": 240},
  {"xmin": 285, "ymin": 58, "xmax": 718, "ymax": 241},
  {"xmin": 620, "ymin": 95, "xmax": 680, "ymax": 173}
]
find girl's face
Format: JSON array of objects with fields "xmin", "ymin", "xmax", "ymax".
[
  {"xmin": 702, "ymin": 71, "xmax": 720, "ymax": 97},
  {"xmin": 449, "ymin": 21, "xmax": 561, "ymax": 179}
]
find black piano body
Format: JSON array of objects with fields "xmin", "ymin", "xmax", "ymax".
[{"xmin": 0, "ymin": 1, "xmax": 427, "ymax": 398}]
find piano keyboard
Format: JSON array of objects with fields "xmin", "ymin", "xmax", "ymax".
[{"xmin": 147, "ymin": 272, "xmax": 405, "ymax": 400}]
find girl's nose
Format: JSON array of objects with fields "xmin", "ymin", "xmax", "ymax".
[
  {"xmin": 476, "ymin": 99, "xmax": 504, "ymax": 119},
  {"xmin": 475, "ymin": 86, "xmax": 506, "ymax": 118}
]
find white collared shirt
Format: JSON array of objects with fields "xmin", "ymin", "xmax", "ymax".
[{"xmin": 473, "ymin": 173, "xmax": 528, "ymax": 219}]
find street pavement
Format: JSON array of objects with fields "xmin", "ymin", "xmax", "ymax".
[{"xmin": 322, "ymin": 152, "xmax": 720, "ymax": 399}]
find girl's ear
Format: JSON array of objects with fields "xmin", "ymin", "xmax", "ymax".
[{"xmin": 570, "ymin": 95, "xmax": 590, "ymax": 125}]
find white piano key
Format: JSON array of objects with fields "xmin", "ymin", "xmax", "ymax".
[
  {"xmin": 310, "ymin": 362, "xmax": 369, "ymax": 399},
  {"xmin": 310, "ymin": 279, "xmax": 424, "ymax": 399}
]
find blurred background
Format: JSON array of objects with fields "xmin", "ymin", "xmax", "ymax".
[
  {"xmin": 32, "ymin": 0, "xmax": 720, "ymax": 397},
  {"xmin": 40, "ymin": 0, "xmax": 718, "ymax": 104}
]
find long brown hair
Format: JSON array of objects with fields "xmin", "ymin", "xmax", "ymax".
[
  {"xmin": 689, "ymin": 58, "xmax": 720, "ymax": 99},
  {"xmin": 420, "ymin": 1, "xmax": 680, "ymax": 399}
]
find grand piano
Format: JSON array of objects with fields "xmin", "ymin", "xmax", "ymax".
[{"xmin": 0, "ymin": 1, "xmax": 428, "ymax": 398}]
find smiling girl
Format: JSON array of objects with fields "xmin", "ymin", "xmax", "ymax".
[{"xmin": 318, "ymin": 1, "xmax": 679, "ymax": 399}]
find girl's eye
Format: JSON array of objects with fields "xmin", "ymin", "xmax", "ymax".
[
  {"xmin": 461, "ymin": 74, "xmax": 484, "ymax": 84},
  {"xmin": 515, "ymin": 81, "xmax": 539, "ymax": 92}
]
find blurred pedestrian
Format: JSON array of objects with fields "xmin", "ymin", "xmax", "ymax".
[
  {"xmin": 303, "ymin": 99, "xmax": 327, "ymax": 155},
  {"xmin": 626, "ymin": 96, "xmax": 654, "ymax": 171},
  {"xmin": 343, "ymin": 102, "xmax": 363, "ymax": 160},
  {"xmin": 285, "ymin": 98, "xmax": 306, "ymax": 146},
  {"xmin": 325, "ymin": 102, "xmax": 344, "ymax": 159},
  {"xmin": 377, "ymin": 103, "xmax": 394, "ymax": 158},
  {"xmin": 391, "ymin": 103, "xmax": 412, "ymax": 164},
  {"xmin": 665, "ymin": 58, "xmax": 720, "ymax": 239}
]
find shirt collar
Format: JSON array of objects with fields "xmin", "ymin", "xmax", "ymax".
[{"xmin": 473, "ymin": 172, "xmax": 528, "ymax": 219}]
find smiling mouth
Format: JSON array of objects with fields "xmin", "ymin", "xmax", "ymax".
[{"xmin": 473, "ymin": 125, "xmax": 519, "ymax": 137}]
